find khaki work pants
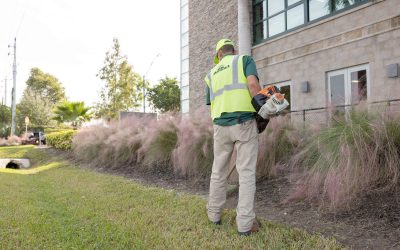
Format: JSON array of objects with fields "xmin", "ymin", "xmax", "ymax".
[{"xmin": 207, "ymin": 119, "xmax": 259, "ymax": 232}]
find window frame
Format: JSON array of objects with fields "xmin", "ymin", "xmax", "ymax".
[
  {"xmin": 252, "ymin": 0, "xmax": 370, "ymax": 45},
  {"xmin": 327, "ymin": 64, "xmax": 370, "ymax": 106}
]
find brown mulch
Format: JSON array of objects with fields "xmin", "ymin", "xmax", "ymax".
[{"xmin": 45, "ymin": 148, "xmax": 400, "ymax": 250}]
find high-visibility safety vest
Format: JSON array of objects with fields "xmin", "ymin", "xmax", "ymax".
[{"xmin": 205, "ymin": 55, "xmax": 255, "ymax": 120}]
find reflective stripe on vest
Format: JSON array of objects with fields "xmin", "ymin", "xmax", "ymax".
[
  {"xmin": 205, "ymin": 55, "xmax": 255, "ymax": 120},
  {"xmin": 208, "ymin": 55, "xmax": 248, "ymax": 101}
]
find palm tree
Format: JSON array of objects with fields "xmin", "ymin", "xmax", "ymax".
[{"xmin": 53, "ymin": 101, "xmax": 92, "ymax": 128}]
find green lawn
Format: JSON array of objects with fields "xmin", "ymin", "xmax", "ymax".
[{"xmin": 0, "ymin": 146, "xmax": 344, "ymax": 249}]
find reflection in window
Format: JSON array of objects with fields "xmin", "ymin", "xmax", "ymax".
[
  {"xmin": 351, "ymin": 70, "xmax": 367, "ymax": 104},
  {"xmin": 333, "ymin": 0, "xmax": 356, "ymax": 11},
  {"xmin": 287, "ymin": 4, "xmax": 305, "ymax": 30},
  {"xmin": 269, "ymin": 13, "xmax": 285, "ymax": 37},
  {"xmin": 252, "ymin": 0, "xmax": 368, "ymax": 43},
  {"xmin": 268, "ymin": 0, "xmax": 285, "ymax": 16},
  {"xmin": 309, "ymin": 0, "xmax": 330, "ymax": 21}
]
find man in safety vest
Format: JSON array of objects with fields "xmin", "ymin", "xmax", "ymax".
[{"xmin": 204, "ymin": 39, "xmax": 265, "ymax": 236}]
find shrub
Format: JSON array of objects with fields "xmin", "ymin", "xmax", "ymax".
[
  {"xmin": 256, "ymin": 116, "xmax": 303, "ymax": 181},
  {"xmin": 289, "ymin": 107, "xmax": 400, "ymax": 210},
  {"xmin": 138, "ymin": 116, "xmax": 179, "ymax": 171},
  {"xmin": 46, "ymin": 130, "xmax": 75, "ymax": 150},
  {"xmin": 172, "ymin": 110, "xmax": 214, "ymax": 178},
  {"xmin": 0, "ymin": 135, "xmax": 24, "ymax": 146},
  {"xmin": 72, "ymin": 117, "xmax": 151, "ymax": 171}
]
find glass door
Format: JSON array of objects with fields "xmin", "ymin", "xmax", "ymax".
[{"xmin": 327, "ymin": 65, "xmax": 369, "ymax": 107}]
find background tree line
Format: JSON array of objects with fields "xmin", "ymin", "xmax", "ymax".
[{"xmin": 0, "ymin": 38, "xmax": 180, "ymax": 137}]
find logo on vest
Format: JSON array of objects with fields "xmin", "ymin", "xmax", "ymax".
[{"xmin": 213, "ymin": 64, "xmax": 230, "ymax": 76}]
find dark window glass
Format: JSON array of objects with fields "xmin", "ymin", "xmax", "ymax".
[
  {"xmin": 253, "ymin": 2, "xmax": 265, "ymax": 22},
  {"xmin": 254, "ymin": 21, "xmax": 267, "ymax": 42},
  {"xmin": 287, "ymin": 4, "xmax": 305, "ymax": 30}
]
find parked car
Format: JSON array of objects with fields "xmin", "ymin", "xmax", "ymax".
[{"xmin": 26, "ymin": 131, "xmax": 46, "ymax": 145}]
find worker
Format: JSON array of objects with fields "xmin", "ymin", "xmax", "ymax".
[{"xmin": 204, "ymin": 39, "xmax": 267, "ymax": 236}]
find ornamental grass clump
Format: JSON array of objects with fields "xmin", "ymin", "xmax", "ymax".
[
  {"xmin": 172, "ymin": 110, "xmax": 214, "ymax": 179},
  {"xmin": 137, "ymin": 115, "xmax": 178, "ymax": 172},
  {"xmin": 0, "ymin": 135, "xmax": 23, "ymax": 146},
  {"xmin": 100, "ymin": 118, "xmax": 148, "ymax": 170},
  {"xmin": 72, "ymin": 123, "xmax": 118, "ymax": 167},
  {"xmin": 256, "ymin": 116, "xmax": 303, "ymax": 181},
  {"xmin": 289, "ymin": 106, "xmax": 400, "ymax": 210}
]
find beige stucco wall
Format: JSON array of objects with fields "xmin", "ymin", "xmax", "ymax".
[{"xmin": 252, "ymin": 0, "xmax": 400, "ymax": 111}]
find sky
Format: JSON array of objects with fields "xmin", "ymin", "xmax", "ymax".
[{"xmin": 0, "ymin": 0, "xmax": 180, "ymax": 108}]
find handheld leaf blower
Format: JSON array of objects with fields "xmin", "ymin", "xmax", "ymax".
[{"xmin": 251, "ymin": 85, "xmax": 290, "ymax": 133}]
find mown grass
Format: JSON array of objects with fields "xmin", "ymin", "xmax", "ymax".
[{"xmin": 0, "ymin": 146, "xmax": 344, "ymax": 249}]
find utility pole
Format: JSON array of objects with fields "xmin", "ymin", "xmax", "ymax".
[{"xmin": 9, "ymin": 38, "xmax": 17, "ymax": 136}]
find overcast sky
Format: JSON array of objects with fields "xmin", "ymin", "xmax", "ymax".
[{"xmin": 0, "ymin": 0, "xmax": 180, "ymax": 107}]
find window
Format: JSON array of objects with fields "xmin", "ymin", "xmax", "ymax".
[
  {"xmin": 180, "ymin": 0, "xmax": 189, "ymax": 114},
  {"xmin": 327, "ymin": 64, "xmax": 369, "ymax": 107},
  {"xmin": 253, "ymin": 0, "xmax": 369, "ymax": 44}
]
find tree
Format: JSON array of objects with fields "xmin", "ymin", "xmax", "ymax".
[
  {"xmin": 95, "ymin": 38, "xmax": 143, "ymax": 120},
  {"xmin": 53, "ymin": 101, "xmax": 92, "ymax": 127},
  {"xmin": 17, "ymin": 68, "xmax": 66, "ymax": 131},
  {"xmin": 17, "ymin": 91, "xmax": 55, "ymax": 129},
  {"xmin": 147, "ymin": 76, "xmax": 180, "ymax": 113},
  {"xmin": 26, "ymin": 68, "xmax": 66, "ymax": 104},
  {"xmin": 0, "ymin": 105, "xmax": 11, "ymax": 137}
]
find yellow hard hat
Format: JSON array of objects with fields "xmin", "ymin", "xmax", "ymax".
[{"xmin": 214, "ymin": 39, "xmax": 234, "ymax": 64}]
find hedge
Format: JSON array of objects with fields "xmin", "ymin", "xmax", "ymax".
[{"xmin": 46, "ymin": 130, "xmax": 75, "ymax": 150}]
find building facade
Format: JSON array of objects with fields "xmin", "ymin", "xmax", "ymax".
[{"xmin": 180, "ymin": 0, "xmax": 400, "ymax": 119}]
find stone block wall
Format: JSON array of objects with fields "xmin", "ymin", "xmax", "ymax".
[
  {"xmin": 252, "ymin": 0, "xmax": 400, "ymax": 111},
  {"xmin": 188, "ymin": 0, "xmax": 238, "ymax": 112}
]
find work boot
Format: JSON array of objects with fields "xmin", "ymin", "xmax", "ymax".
[
  {"xmin": 238, "ymin": 218, "xmax": 261, "ymax": 236},
  {"xmin": 211, "ymin": 220, "xmax": 222, "ymax": 225}
]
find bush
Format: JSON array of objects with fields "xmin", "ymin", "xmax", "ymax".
[
  {"xmin": 46, "ymin": 130, "xmax": 75, "ymax": 150},
  {"xmin": 73, "ymin": 118, "xmax": 148, "ymax": 171},
  {"xmin": 0, "ymin": 135, "xmax": 24, "ymax": 146},
  {"xmin": 289, "ymin": 107, "xmax": 400, "ymax": 210},
  {"xmin": 138, "ymin": 116, "xmax": 178, "ymax": 171},
  {"xmin": 172, "ymin": 110, "xmax": 214, "ymax": 178},
  {"xmin": 256, "ymin": 116, "xmax": 303, "ymax": 181}
]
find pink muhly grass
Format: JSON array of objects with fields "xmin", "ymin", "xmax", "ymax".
[
  {"xmin": 172, "ymin": 109, "xmax": 213, "ymax": 178},
  {"xmin": 72, "ymin": 117, "xmax": 152, "ymax": 170},
  {"xmin": 7, "ymin": 135, "xmax": 22, "ymax": 146},
  {"xmin": 288, "ymin": 107, "xmax": 400, "ymax": 211},
  {"xmin": 256, "ymin": 116, "xmax": 301, "ymax": 181},
  {"xmin": 0, "ymin": 138, "xmax": 8, "ymax": 146},
  {"xmin": 137, "ymin": 114, "xmax": 179, "ymax": 171}
]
